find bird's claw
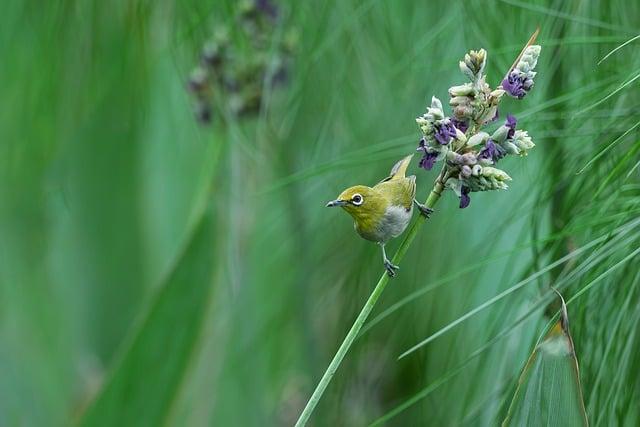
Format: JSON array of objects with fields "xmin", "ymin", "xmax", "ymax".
[
  {"xmin": 414, "ymin": 201, "xmax": 434, "ymax": 218},
  {"xmin": 384, "ymin": 259, "xmax": 399, "ymax": 277}
]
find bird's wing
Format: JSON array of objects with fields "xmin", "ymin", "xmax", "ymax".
[
  {"xmin": 377, "ymin": 154, "xmax": 414, "ymax": 184},
  {"xmin": 374, "ymin": 175, "xmax": 416, "ymax": 210}
]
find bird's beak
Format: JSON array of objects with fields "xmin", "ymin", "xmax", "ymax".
[{"xmin": 326, "ymin": 199, "xmax": 347, "ymax": 207}]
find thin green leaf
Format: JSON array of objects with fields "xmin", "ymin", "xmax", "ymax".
[
  {"xmin": 598, "ymin": 34, "xmax": 640, "ymax": 64},
  {"xmin": 369, "ymin": 290, "xmax": 557, "ymax": 426},
  {"xmin": 574, "ymin": 71, "xmax": 640, "ymax": 117},
  {"xmin": 576, "ymin": 120, "xmax": 640, "ymax": 174},
  {"xmin": 79, "ymin": 210, "xmax": 217, "ymax": 427},
  {"xmin": 499, "ymin": 0, "xmax": 635, "ymax": 33},
  {"xmin": 503, "ymin": 292, "xmax": 588, "ymax": 426}
]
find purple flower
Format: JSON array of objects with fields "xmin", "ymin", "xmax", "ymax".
[
  {"xmin": 501, "ymin": 71, "xmax": 533, "ymax": 99},
  {"xmin": 459, "ymin": 186, "xmax": 471, "ymax": 209},
  {"xmin": 256, "ymin": 0, "xmax": 279, "ymax": 19},
  {"xmin": 417, "ymin": 137, "xmax": 438, "ymax": 170},
  {"xmin": 505, "ymin": 114, "xmax": 517, "ymax": 139},
  {"xmin": 434, "ymin": 120, "xmax": 457, "ymax": 145},
  {"xmin": 419, "ymin": 152, "xmax": 438, "ymax": 170},
  {"xmin": 452, "ymin": 118, "xmax": 469, "ymax": 133},
  {"xmin": 479, "ymin": 139, "xmax": 506, "ymax": 162}
]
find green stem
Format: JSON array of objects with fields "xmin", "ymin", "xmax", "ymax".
[{"xmin": 295, "ymin": 173, "xmax": 446, "ymax": 427}]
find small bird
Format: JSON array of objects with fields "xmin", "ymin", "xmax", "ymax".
[{"xmin": 326, "ymin": 154, "xmax": 433, "ymax": 277}]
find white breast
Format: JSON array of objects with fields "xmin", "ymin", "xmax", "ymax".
[{"xmin": 378, "ymin": 205, "xmax": 413, "ymax": 242}]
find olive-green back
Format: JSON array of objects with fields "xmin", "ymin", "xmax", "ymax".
[{"xmin": 373, "ymin": 155, "xmax": 416, "ymax": 210}]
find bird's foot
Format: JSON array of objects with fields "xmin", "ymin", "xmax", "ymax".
[
  {"xmin": 384, "ymin": 259, "xmax": 399, "ymax": 278},
  {"xmin": 414, "ymin": 200, "xmax": 434, "ymax": 218}
]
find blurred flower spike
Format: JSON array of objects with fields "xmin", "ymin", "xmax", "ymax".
[
  {"xmin": 416, "ymin": 33, "xmax": 541, "ymax": 208},
  {"xmin": 186, "ymin": 0, "xmax": 298, "ymax": 125}
]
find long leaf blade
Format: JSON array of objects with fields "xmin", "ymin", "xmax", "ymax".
[
  {"xmin": 503, "ymin": 294, "xmax": 588, "ymax": 427},
  {"xmin": 79, "ymin": 211, "xmax": 217, "ymax": 427}
]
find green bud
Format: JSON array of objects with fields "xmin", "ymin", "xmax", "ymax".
[
  {"xmin": 450, "ymin": 96, "xmax": 468, "ymax": 106},
  {"xmin": 462, "ymin": 49, "xmax": 487, "ymax": 80},
  {"xmin": 453, "ymin": 104, "xmax": 474, "ymax": 120},
  {"xmin": 482, "ymin": 166, "xmax": 512, "ymax": 181},
  {"xmin": 213, "ymin": 27, "xmax": 230, "ymax": 46},
  {"xmin": 459, "ymin": 61, "xmax": 475, "ymax": 81},
  {"xmin": 450, "ymin": 94, "xmax": 474, "ymax": 120},
  {"xmin": 467, "ymin": 132, "xmax": 490, "ymax": 147},
  {"xmin": 466, "ymin": 173, "xmax": 509, "ymax": 192},
  {"xmin": 516, "ymin": 45, "xmax": 541, "ymax": 74},
  {"xmin": 418, "ymin": 97, "xmax": 445, "ymax": 128},
  {"xmin": 430, "ymin": 96, "xmax": 444, "ymax": 112},
  {"xmin": 513, "ymin": 130, "xmax": 535, "ymax": 155},
  {"xmin": 228, "ymin": 93, "xmax": 245, "ymax": 114},
  {"xmin": 449, "ymin": 83, "xmax": 475, "ymax": 97},
  {"xmin": 489, "ymin": 89, "xmax": 505, "ymax": 100},
  {"xmin": 416, "ymin": 116, "xmax": 430, "ymax": 127},
  {"xmin": 491, "ymin": 125, "xmax": 509, "ymax": 143},
  {"xmin": 446, "ymin": 151, "xmax": 462, "ymax": 163},
  {"xmin": 455, "ymin": 128, "xmax": 467, "ymax": 142},
  {"xmin": 503, "ymin": 141, "xmax": 520, "ymax": 155},
  {"xmin": 478, "ymin": 157, "xmax": 493, "ymax": 166},
  {"xmin": 283, "ymin": 29, "xmax": 300, "ymax": 54},
  {"xmin": 188, "ymin": 67, "xmax": 209, "ymax": 94},
  {"xmin": 446, "ymin": 177, "xmax": 463, "ymax": 197},
  {"xmin": 477, "ymin": 105, "xmax": 498, "ymax": 125},
  {"xmin": 461, "ymin": 153, "xmax": 477, "ymax": 165}
]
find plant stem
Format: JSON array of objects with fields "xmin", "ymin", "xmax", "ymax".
[{"xmin": 295, "ymin": 172, "xmax": 446, "ymax": 427}]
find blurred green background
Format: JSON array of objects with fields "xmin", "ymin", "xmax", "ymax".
[{"xmin": 1, "ymin": 0, "xmax": 639, "ymax": 425}]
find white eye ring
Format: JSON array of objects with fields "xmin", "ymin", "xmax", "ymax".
[{"xmin": 351, "ymin": 193, "xmax": 363, "ymax": 206}]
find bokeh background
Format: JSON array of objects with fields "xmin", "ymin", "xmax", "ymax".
[{"xmin": 1, "ymin": 0, "xmax": 639, "ymax": 425}]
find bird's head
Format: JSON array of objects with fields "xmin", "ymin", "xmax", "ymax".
[{"xmin": 326, "ymin": 185, "xmax": 386, "ymax": 224}]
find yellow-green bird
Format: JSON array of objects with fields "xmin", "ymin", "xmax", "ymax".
[{"xmin": 326, "ymin": 154, "xmax": 432, "ymax": 277}]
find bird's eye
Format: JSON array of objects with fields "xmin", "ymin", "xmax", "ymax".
[{"xmin": 351, "ymin": 194, "xmax": 363, "ymax": 206}]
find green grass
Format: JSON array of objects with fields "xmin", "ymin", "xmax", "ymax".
[{"xmin": 1, "ymin": 0, "xmax": 639, "ymax": 426}]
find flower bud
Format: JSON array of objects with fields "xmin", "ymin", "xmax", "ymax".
[
  {"xmin": 502, "ymin": 45, "xmax": 541, "ymax": 99},
  {"xmin": 194, "ymin": 100, "xmax": 212, "ymax": 124},
  {"xmin": 446, "ymin": 151, "xmax": 463, "ymax": 163},
  {"xmin": 467, "ymin": 131, "xmax": 490, "ymax": 147},
  {"xmin": 491, "ymin": 125, "xmax": 510, "ymax": 143},
  {"xmin": 459, "ymin": 61, "xmax": 475, "ymax": 81},
  {"xmin": 430, "ymin": 96, "xmax": 444, "ymax": 112},
  {"xmin": 461, "ymin": 165, "xmax": 472, "ymax": 178},
  {"xmin": 478, "ymin": 157, "xmax": 493, "ymax": 166},
  {"xmin": 513, "ymin": 130, "xmax": 535, "ymax": 155},
  {"xmin": 466, "ymin": 166, "xmax": 511, "ymax": 192},
  {"xmin": 503, "ymin": 141, "xmax": 520, "ymax": 155},
  {"xmin": 454, "ymin": 128, "xmax": 467, "ymax": 143},
  {"xmin": 416, "ymin": 116, "xmax": 429, "ymax": 127},
  {"xmin": 453, "ymin": 104, "xmax": 474, "ymax": 120},
  {"xmin": 476, "ymin": 105, "xmax": 498, "ymax": 125},
  {"xmin": 188, "ymin": 67, "xmax": 209, "ymax": 93},
  {"xmin": 201, "ymin": 42, "xmax": 224, "ymax": 68},
  {"xmin": 489, "ymin": 89, "xmax": 505, "ymax": 100},
  {"xmin": 461, "ymin": 152, "xmax": 478, "ymax": 165},
  {"xmin": 517, "ymin": 45, "xmax": 541, "ymax": 73},
  {"xmin": 449, "ymin": 83, "xmax": 475, "ymax": 97},
  {"xmin": 482, "ymin": 166, "xmax": 512, "ymax": 181},
  {"xmin": 446, "ymin": 177, "xmax": 463, "ymax": 196},
  {"xmin": 462, "ymin": 49, "xmax": 487, "ymax": 81}
]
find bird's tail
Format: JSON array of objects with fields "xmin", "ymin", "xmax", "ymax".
[{"xmin": 388, "ymin": 154, "xmax": 414, "ymax": 180}]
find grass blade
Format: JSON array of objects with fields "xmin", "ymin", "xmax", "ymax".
[
  {"xmin": 598, "ymin": 33, "xmax": 640, "ymax": 64},
  {"xmin": 502, "ymin": 291, "xmax": 588, "ymax": 427},
  {"xmin": 79, "ymin": 210, "xmax": 217, "ymax": 427}
]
